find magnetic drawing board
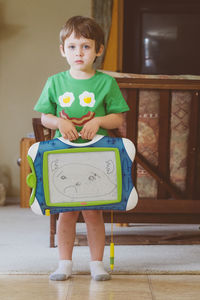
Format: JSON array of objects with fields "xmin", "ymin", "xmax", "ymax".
[{"xmin": 27, "ymin": 135, "xmax": 138, "ymax": 215}]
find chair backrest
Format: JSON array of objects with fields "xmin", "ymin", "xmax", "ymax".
[{"xmin": 32, "ymin": 118, "xmax": 55, "ymax": 142}]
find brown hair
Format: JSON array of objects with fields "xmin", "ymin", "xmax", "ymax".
[{"xmin": 60, "ymin": 16, "xmax": 104, "ymax": 53}]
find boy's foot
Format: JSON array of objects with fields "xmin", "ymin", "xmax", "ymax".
[
  {"xmin": 49, "ymin": 260, "xmax": 72, "ymax": 281},
  {"xmin": 90, "ymin": 261, "xmax": 111, "ymax": 281}
]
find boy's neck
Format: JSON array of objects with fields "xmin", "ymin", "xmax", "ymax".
[{"xmin": 69, "ymin": 68, "xmax": 96, "ymax": 79}]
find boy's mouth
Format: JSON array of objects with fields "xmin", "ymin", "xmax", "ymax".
[{"xmin": 75, "ymin": 60, "xmax": 84, "ymax": 64}]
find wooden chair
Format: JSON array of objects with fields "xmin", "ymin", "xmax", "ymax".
[{"xmin": 32, "ymin": 117, "xmax": 129, "ymax": 247}]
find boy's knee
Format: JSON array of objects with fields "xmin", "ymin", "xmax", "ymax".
[
  {"xmin": 59, "ymin": 211, "xmax": 80, "ymax": 224},
  {"xmin": 82, "ymin": 210, "xmax": 103, "ymax": 225}
]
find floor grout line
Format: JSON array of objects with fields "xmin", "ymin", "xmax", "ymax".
[{"xmin": 147, "ymin": 275, "xmax": 156, "ymax": 300}]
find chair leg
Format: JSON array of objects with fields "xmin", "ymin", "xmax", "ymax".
[{"xmin": 50, "ymin": 214, "xmax": 58, "ymax": 247}]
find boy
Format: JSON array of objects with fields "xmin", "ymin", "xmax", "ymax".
[{"xmin": 34, "ymin": 16, "xmax": 130, "ymax": 281}]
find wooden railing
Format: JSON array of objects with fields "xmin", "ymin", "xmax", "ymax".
[{"xmin": 111, "ymin": 72, "xmax": 200, "ymax": 224}]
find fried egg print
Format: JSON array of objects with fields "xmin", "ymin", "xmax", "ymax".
[
  {"xmin": 59, "ymin": 92, "xmax": 75, "ymax": 107},
  {"xmin": 52, "ymin": 163, "xmax": 116, "ymax": 200},
  {"xmin": 79, "ymin": 91, "xmax": 95, "ymax": 107}
]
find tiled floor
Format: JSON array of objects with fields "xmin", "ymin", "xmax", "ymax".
[{"xmin": 1, "ymin": 274, "xmax": 200, "ymax": 300}]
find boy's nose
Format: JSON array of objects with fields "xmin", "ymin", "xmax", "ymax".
[{"xmin": 76, "ymin": 47, "xmax": 83, "ymax": 56}]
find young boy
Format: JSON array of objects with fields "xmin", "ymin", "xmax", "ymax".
[{"xmin": 34, "ymin": 16, "xmax": 130, "ymax": 281}]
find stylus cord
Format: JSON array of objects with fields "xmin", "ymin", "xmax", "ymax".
[{"xmin": 110, "ymin": 211, "xmax": 114, "ymax": 270}]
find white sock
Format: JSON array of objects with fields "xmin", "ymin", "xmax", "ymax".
[
  {"xmin": 49, "ymin": 260, "xmax": 72, "ymax": 281},
  {"xmin": 89, "ymin": 261, "xmax": 111, "ymax": 281}
]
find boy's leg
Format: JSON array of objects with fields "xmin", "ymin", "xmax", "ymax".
[
  {"xmin": 49, "ymin": 211, "xmax": 80, "ymax": 281},
  {"xmin": 82, "ymin": 210, "xmax": 111, "ymax": 281}
]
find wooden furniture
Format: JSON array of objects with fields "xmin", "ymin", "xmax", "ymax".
[{"xmin": 32, "ymin": 72, "xmax": 200, "ymax": 247}]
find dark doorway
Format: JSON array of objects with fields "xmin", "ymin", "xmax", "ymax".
[{"xmin": 123, "ymin": 0, "xmax": 200, "ymax": 75}]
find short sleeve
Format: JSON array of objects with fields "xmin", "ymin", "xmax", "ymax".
[
  {"xmin": 34, "ymin": 77, "xmax": 56, "ymax": 115},
  {"xmin": 105, "ymin": 78, "xmax": 130, "ymax": 114}
]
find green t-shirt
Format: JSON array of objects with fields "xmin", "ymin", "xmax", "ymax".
[{"xmin": 34, "ymin": 70, "xmax": 129, "ymax": 141}]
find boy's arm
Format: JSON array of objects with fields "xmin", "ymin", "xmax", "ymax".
[
  {"xmin": 41, "ymin": 113, "xmax": 79, "ymax": 141},
  {"xmin": 80, "ymin": 113, "xmax": 123, "ymax": 140}
]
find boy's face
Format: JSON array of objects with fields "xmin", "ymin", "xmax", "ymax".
[{"xmin": 60, "ymin": 31, "xmax": 103, "ymax": 74}]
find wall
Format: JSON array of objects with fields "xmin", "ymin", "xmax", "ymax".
[{"xmin": 0, "ymin": 0, "xmax": 91, "ymax": 197}]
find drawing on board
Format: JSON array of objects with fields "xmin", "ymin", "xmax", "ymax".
[{"xmin": 47, "ymin": 151, "xmax": 118, "ymax": 203}]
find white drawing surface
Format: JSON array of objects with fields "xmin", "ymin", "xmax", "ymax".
[{"xmin": 47, "ymin": 151, "xmax": 118, "ymax": 204}]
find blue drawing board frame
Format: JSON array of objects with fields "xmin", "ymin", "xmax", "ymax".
[{"xmin": 27, "ymin": 135, "xmax": 138, "ymax": 215}]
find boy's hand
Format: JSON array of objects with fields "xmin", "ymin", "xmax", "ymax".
[
  {"xmin": 58, "ymin": 118, "xmax": 79, "ymax": 141},
  {"xmin": 80, "ymin": 118, "xmax": 100, "ymax": 140}
]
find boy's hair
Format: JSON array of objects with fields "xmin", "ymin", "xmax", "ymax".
[{"xmin": 60, "ymin": 16, "xmax": 104, "ymax": 53}]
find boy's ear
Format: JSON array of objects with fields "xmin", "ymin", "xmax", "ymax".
[
  {"xmin": 96, "ymin": 44, "xmax": 104, "ymax": 57},
  {"xmin": 60, "ymin": 44, "xmax": 65, "ymax": 57}
]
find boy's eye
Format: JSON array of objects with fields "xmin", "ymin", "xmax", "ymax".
[
  {"xmin": 83, "ymin": 45, "xmax": 90, "ymax": 49},
  {"xmin": 68, "ymin": 45, "xmax": 75, "ymax": 50}
]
